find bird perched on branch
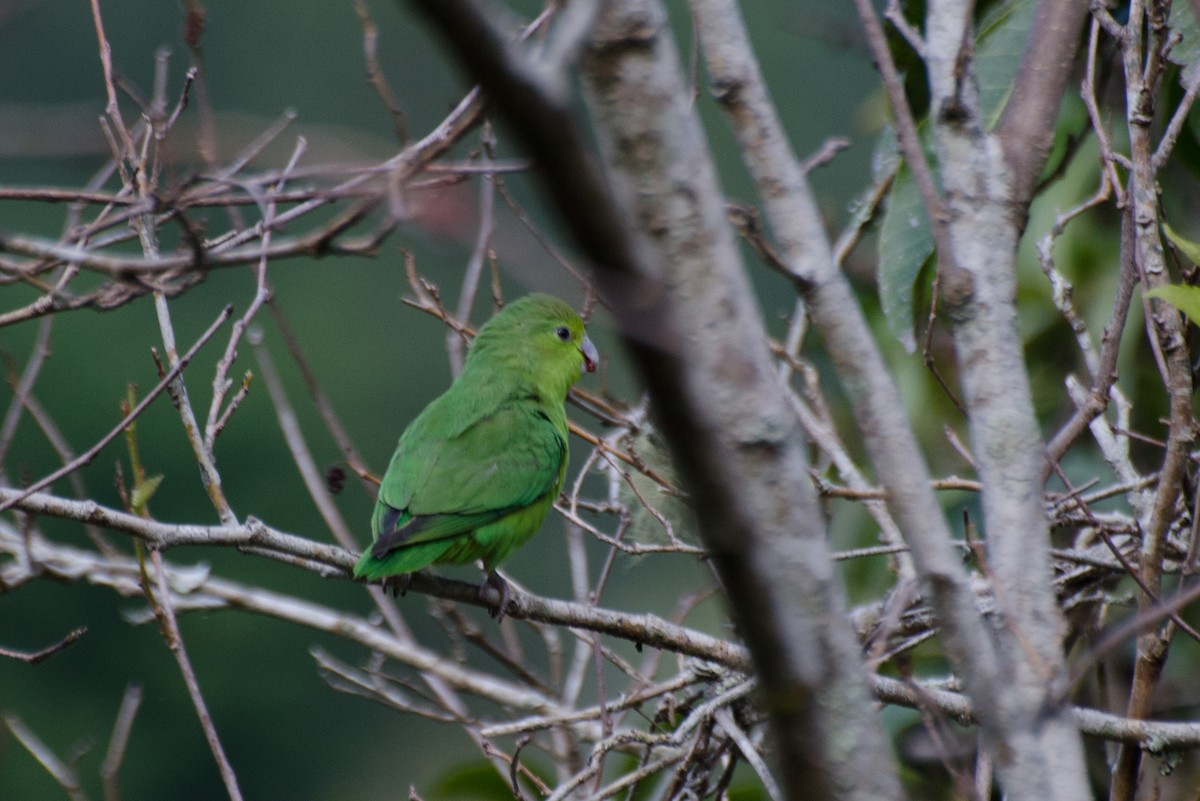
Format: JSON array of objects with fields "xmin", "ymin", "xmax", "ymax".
[{"xmin": 353, "ymin": 293, "xmax": 599, "ymax": 617}]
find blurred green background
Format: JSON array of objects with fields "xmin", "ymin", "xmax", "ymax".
[{"xmin": 0, "ymin": 1, "xmax": 891, "ymax": 799}]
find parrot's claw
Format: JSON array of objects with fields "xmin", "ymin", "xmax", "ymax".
[
  {"xmin": 482, "ymin": 570, "xmax": 509, "ymax": 620},
  {"xmin": 382, "ymin": 573, "xmax": 413, "ymax": 598}
]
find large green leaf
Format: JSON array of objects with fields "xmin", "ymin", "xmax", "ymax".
[
  {"xmin": 847, "ymin": 122, "xmax": 901, "ymax": 240},
  {"xmin": 876, "ymin": 0, "xmax": 1037, "ymax": 348},
  {"xmin": 1168, "ymin": 1, "xmax": 1200, "ymax": 84},
  {"xmin": 1165, "ymin": 4, "xmax": 1200, "ymax": 175},
  {"xmin": 976, "ymin": 0, "xmax": 1038, "ymax": 126},
  {"xmin": 432, "ymin": 760, "xmax": 527, "ymax": 801},
  {"xmin": 1145, "ymin": 284, "xmax": 1200, "ymax": 323},
  {"xmin": 1163, "ymin": 220, "xmax": 1200, "ymax": 265},
  {"xmin": 878, "ymin": 160, "xmax": 935, "ymax": 351}
]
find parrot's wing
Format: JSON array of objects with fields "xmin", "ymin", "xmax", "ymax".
[{"xmin": 370, "ymin": 401, "xmax": 565, "ymax": 559}]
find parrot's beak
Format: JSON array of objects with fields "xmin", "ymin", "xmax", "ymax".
[{"xmin": 581, "ymin": 334, "xmax": 599, "ymax": 373}]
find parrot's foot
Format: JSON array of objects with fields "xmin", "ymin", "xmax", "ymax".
[
  {"xmin": 481, "ymin": 570, "xmax": 509, "ymax": 620},
  {"xmin": 382, "ymin": 573, "xmax": 413, "ymax": 598}
]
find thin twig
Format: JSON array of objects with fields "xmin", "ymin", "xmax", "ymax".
[
  {"xmin": 147, "ymin": 549, "xmax": 244, "ymax": 801},
  {"xmin": 3, "ymin": 714, "xmax": 88, "ymax": 801},
  {"xmin": 0, "ymin": 305, "xmax": 232, "ymax": 516},
  {"xmin": 448, "ymin": 121, "xmax": 497, "ymax": 376},
  {"xmin": 849, "ymin": 0, "xmax": 954, "ymax": 268},
  {"xmin": 0, "ymin": 626, "xmax": 87, "ymax": 664},
  {"xmin": 248, "ymin": 326, "xmax": 358, "ymax": 549},
  {"xmin": 1152, "ymin": 66, "xmax": 1200, "ymax": 169},
  {"xmin": 356, "ymin": 0, "xmax": 408, "ymax": 143},
  {"xmin": 100, "ymin": 683, "xmax": 144, "ymax": 801},
  {"xmin": 266, "ymin": 298, "xmax": 376, "ymax": 497},
  {"xmin": 884, "ymin": 0, "xmax": 927, "ymax": 57}
]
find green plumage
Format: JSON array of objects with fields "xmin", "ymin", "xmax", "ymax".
[{"xmin": 354, "ymin": 294, "xmax": 598, "ymax": 591}]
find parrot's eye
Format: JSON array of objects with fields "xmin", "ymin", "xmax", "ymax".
[{"xmin": 554, "ymin": 326, "xmax": 571, "ymax": 341}]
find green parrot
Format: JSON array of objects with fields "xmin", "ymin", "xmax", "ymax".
[{"xmin": 353, "ymin": 293, "xmax": 599, "ymax": 616}]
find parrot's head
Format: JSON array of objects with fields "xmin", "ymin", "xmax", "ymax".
[{"xmin": 469, "ymin": 293, "xmax": 599, "ymax": 397}]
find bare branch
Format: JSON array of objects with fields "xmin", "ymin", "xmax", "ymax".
[
  {"xmin": 5, "ymin": 2, "xmax": 1200, "ymax": 799},
  {"xmin": 3, "ymin": 714, "xmax": 88, "ymax": 801},
  {"xmin": 144, "ymin": 549, "xmax": 240, "ymax": 801},
  {"xmin": 850, "ymin": 0, "xmax": 958, "ymax": 281},
  {"xmin": 397, "ymin": 1, "xmax": 910, "ymax": 798},
  {"xmin": 996, "ymin": 0, "xmax": 1090, "ymax": 207},
  {"xmin": 0, "ymin": 626, "xmax": 87, "ymax": 664},
  {"xmin": 1110, "ymin": 3, "xmax": 1198, "ymax": 795},
  {"xmin": 355, "ymin": 0, "xmax": 409, "ymax": 143},
  {"xmin": 100, "ymin": 683, "xmax": 143, "ymax": 801},
  {"xmin": 0, "ymin": 488, "xmax": 750, "ymax": 669}
]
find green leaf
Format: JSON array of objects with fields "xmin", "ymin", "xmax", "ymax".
[
  {"xmin": 845, "ymin": 123, "xmax": 900, "ymax": 239},
  {"xmin": 1163, "ymin": 220, "xmax": 1200, "ymax": 265},
  {"xmin": 1145, "ymin": 284, "xmax": 1200, "ymax": 322},
  {"xmin": 976, "ymin": 0, "xmax": 1038, "ymax": 125},
  {"xmin": 878, "ymin": 160, "xmax": 934, "ymax": 352},
  {"xmin": 431, "ymin": 762, "xmax": 510, "ymax": 801},
  {"xmin": 876, "ymin": 0, "xmax": 1036, "ymax": 348},
  {"xmin": 432, "ymin": 759, "xmax": 545, "ymax": 801},
  {"xmin": 1168, "ymin": 1, "xmax": 1200, "ymax": 84},
  {"xmin": 130, "ymin": 474, "xmax": 163, "ymax": 511}
]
